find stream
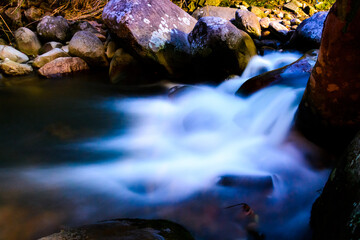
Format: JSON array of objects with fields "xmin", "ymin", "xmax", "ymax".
[{"xmin": 0, "ymin": 52, "xmax": 330, "ymax": 240}]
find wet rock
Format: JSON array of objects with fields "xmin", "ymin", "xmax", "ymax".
[
  {"xmin": 24, "ymin": 6, "xmax": 44, "ymax": 22},
  {"xmin": 192, "ymin": 6, "xmax": 237, "ymax": 21},
  {"xmin": 14, "ymin": 27, "xmax": 42, "ymax": 56},
  {"xmin": 234, "ymin": 10, "xmax": 261, "ymax": 38},
  {"xmin": 102, "ymin": 0, "xmax": 196, "ymax": 78},
  {"xmin": 0, "ymin": 58, "xmax": 33, "ymax": 76},
  {"xmin": 311, "ymin": 132, "xmax": 360, "ymax": 240},
  {"xmin": 287, "ymin": 11, "xmax": 328, "ymax": 51},
  {"xmin": 33, "ymin": 48, "xmax": 69, "ymax": 68},
  {"xmin": 0, "ymin": 45, "xmax": 29, "ymax": 63},
  {"xmin": 3, "ymin": 7, "xmax": 23, "ymax": 29},
  {"xmin": 189, "ymin": 16, "xmax": 256, "ymax": 81},
  {"xmin": 38, "ymin": 57, "xmax": 89, "ymax": 78},
  {"xmin": 69, "ymin": 31, "xmax": 108, "ymax": 67},
  {"xmin": 269, "ymin": 21, "xmax": 289, "ymax": 41},
  {"xmin": 109, "ymin": 48, "xmax": 141, "ymax": 84},
  {"xmin": 37, "ymin": 16, "xmax": 70, "ymax": 43},
  {"xmin": 39, "ymin": 218, "xmax": 195, "ymax": 240},
  {"xmin": 237, "ymin": 50, "xmax": 318, "ymax": 96},
  {"xmin": 295, "ymin": 1, "xmax": 359, "ymax": 151},
  {"xmin": 38, "ymin": 42, "xmax": 63, "ymax": 55}
]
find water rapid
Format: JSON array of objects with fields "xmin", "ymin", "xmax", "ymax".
[{"xmin": 0, "ymin": 52, "xmax": 330, "ymax": 240}]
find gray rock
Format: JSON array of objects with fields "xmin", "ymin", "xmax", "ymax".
[
  {"xmin": 69, "ymin": 31, "xmax": 108, "ymax": 67},
  {"xmin": 269, "ymin": 21, "xmax": 289, "ymax": 41},
  {"xmin": 0, "ymin": 45, "xmax": 29, "ymax": 63},
  {"xmin": 0, "ymin": 58, "xmax": 33, "ymax": 76},
  {"xmin": 33, "ymin": 48, "xmax": 69, "ymax": 68},
  {"xmin": 192, "ymin": 6, "xmax": 237, "ymax": 21},
  {"xmin": 288, "ymin": 11, "xmax": 328, "ymax": 51},
  {"xmin": 38, "ymin": 219, "xmax": 195, "ymax": 240},
  {"xmin": 38, "ymin": 41, "xmax": 63, "ymax": 55},
  {"xmin": 38, "ymin": 57, "xmax": 89, "ymax": 78},
  {"xmin": 37, "ymin": 16, "xmax": 70, "ymax": 42},
  {"xmin": 14, "ymin": 27, "xmax": 42, "ymax": 56},
  {"xmin": 234, "ymin": 9, "xmax": 262, "ymax": 38},
  {"xmin": 189, "ymin": 16, "xmax": 257, "ymax": 80}
]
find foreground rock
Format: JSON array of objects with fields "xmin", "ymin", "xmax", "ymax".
[
  {"xmin": 192, "ymin": 6, "xmax": 237, "ymax": 21},
  {"xmin": 295, "ymin": 1, "xmax": 360, "ymax": 151},
  {"xmin": 189, "ymin": 17, "xmax": 256, "ymax": 81},
  {"xmin": 69, "ymin": 31, "xmax": 108, "ymax": 67},
  {"xmin": 102, "ymin": 0, "xmax": 197, "ymax": 78},
  {"xmin": 37, "ymin": 16, "xmax": 70, "ymax": 43},
  {"xmin": 311, "ymin": 132, "xmax": 360, "ymax": 240},
  {"xmin": 38, "ymin": 57, "xmax": 89, "ymax": 78},
  {"xmin": 0, "ymin": 45, "xmax": 29, "ymax": 63},
  {"xmin": 14, "ymin": 27, "xmax": 42, "ymax": 56},
  {"xmin": 33, "ymin": 48, "xmax": 69, "ymax": 68},
  {"xmin": 0, "ymin": 59, "xmax": 33, "ymax": 76},
  {"xmin": 234, "ymin": 9, "xmax": 261, "ymax": 38},
  {"xmin": 287, "ymin": 11, "xmax": 328, "ymax": 51},
  {"xmin": 237, "ymin": 50, "xmax": 318, "ymax": 96},
  {"xmin": 39, "ymin": 219, "xmax": 195, "ymax": 240}
]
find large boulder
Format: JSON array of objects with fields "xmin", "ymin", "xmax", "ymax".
[
  {"xmin": 0, "ymin": 58, "xmax": 33, "ymax": 76},
  {"xmin": 69, "ymin": 31, "xmax": 108, "ymax": 67},
  {"xmin": 311, "ymin": 132, "xmax": 360, "ymax": 240},
  {"xmin": 102, "ymin": 0, "xmax": 197, "ymax": 78},
  {"xmin": 38, "ymin": 57, "xmax": 89, "ymax": 78},
  {"xmin": 33, "ymin": 48, "xmax": 69, "ymax": 68},
  {"xmin": 237, "ymin": 50, "xmax": 318, "ymax": 96},
  {"xmin": 39, "ymin": 219, "xmax": 195, "ymax": 240},
  {"xmin": 295, "ymin": 1, "xmax": 360, "ymax": 152},
  {"xmin": 0, "ymin": 45, "xmax": 29, "ymax": 63},
  {"xmin": 234, "ymin": 9, "xmax": 261, "ymax": 38},
  {"xmin": 37, "ymin": 16, "xmax": 70, "ymax": 43},
  {"xmin": 287, "ymin": 11, "xmax": 328, "ymax": 51},
  {"xmin": 188, "ymin": 16, "xmax": 257, "ymax": 81},
  {"xmin": 192, "ymin": 6, "xmax": 237, "ymax": 21},
  {"xmin": 14, "ymin": 27, "xmax": 42, "ymax": 56}
]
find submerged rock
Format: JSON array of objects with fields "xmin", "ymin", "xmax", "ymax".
[
  {"xmin": 311, "ymin": 132, "xmax": 360, "ymax": 240},
  {"xmin": 33, "ymin": 48, "xmax": 69, "ymax": 68},
  {"xmin": 234, "ymin": 9, "xmax": 261, "ymax": 38},
  {"xmin": 37, "ymin": 16, "xmax": 70, "ymax": 43},
  {"xmin": 69, "ymin": 31, "xmax": 108, "ymax": 67},
  {"xmin": 0, "ymin": 45, "xmax": 29, "ymax": 63},
  {"xmin": 192, "ymin": 6, "xmax": 237, "ymax": 21},
  {"xmin": 39, "ymin": 218, "xmax": 195, "ymax": 240},
  {"xmin": 237, "ymin": 50, "xmax": 318, "ymax": 96},
  {"xmin": 38, "ymin": 57, "xmax": 89, "ymax": 78},
  {"xmin": 189, "ymin": 16, "xmax": 256, "ymax": 81},
  {"xmin": 0, "ymin": 58, "xmax": 33, "ymax": 76},
  {"xmin": 14, "ymin": 27, "xmax": 42, "ymax": 56}
]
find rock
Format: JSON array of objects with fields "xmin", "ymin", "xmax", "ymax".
[
  {"xmin": 105, "ymin": 41, "xmax": 118, "ymax": 59},
  {"xmin": 283, "ymin": 1, "xmax": 300, "ymax": 13},
  {"xmin": 37, "ymin": 16, "xmax": 70, "ymax": 42},
  {"xmin": 0, "ymin": 58, "xmax": 33, "ymax": 76},
  {"xmin": 295, "ymin": 1, "xmax": 360, "ymax": 151},
  {"xmin": 237, "ymin": 50, "xmax": 318, "ymax": 96},
  {"xmin": 38, "ymin": 57, "xmax": 89, "ymax": 78},
  {"xmin": 234, "ymin": 10, "xmax": 261, "ymax": 38},
  {"xmin": 0, "ymin": 45, "xmax": 29, "ymax": 63},
  {"xmin": 192, "ymin": 6, "xmax": 237, "ymax": 21},
  {"xmin": 102, "ymin": 0, "xmax": 197, "ymax": 78},
  {"xmin": 14, "ymin": 27, "xmax": 42, "ymax": 56},
  {"xmin": 269, "ymin": 21, "xmax": 289, "ymax": 41},
  {"xmin": 68, "ymin": 31, "xmax": 108, "ymax": 67},
  {"xmin": 61, "ymin": 45, "xmax": 69, "ymax": 53},
  {"xmin": 33, "ymin": 48, "xmax": 69, "ymax": 68},
  {"xmin": 311, "ymin": 132, "xmax": 360, "ymax": 240},
  {"xmin": 3, "ymin": 7, "xmax": 23, "ymax": 29},
  {"xmin": 189, "ymin": 16, "xmax": 256, "ymax": 81},
  {"xmin": 39, "ymin": 218, "xmax": 195, "ymax": 240},
  {"xmin": 24, "ymin": 6, "xmax": 44, "ymax": 22},
  {"xmin": 290, "ymin": 18, "xmax": 302, "ymax": 25},
  {"xmin": 259, "ymin": 17, "xmax": 270, "ymax": 29},
  {"xmin": 109, "ymin": 48, "xmax": 140, "ymax": 84},
  {"xmin": 287, "ymin": 11, "xmax": 328, "ymax": 51},
  {"xmin": 69, "ymin": 20, "xmax": 98, "ymax": 36},
  {"xmin": 38, "ymin": 41, "xmax": 63, "ymax": 55},
  {"xmin": 248, "ymin": 6, "xmax": 266, "ymax": 18}
]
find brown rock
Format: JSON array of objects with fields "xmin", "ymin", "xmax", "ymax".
[
  {"xmin": 24, "ymin": 7, "xmax": 44, "ymax": 22},
  {"xmin": 38, "ymin": 57, "xmax": 89, "ymax": 78},
  {"xmin": 295, "ymin": 1, "xmax": 360, "ymax": 151},
  {"xmin": 234, "ymin": 9, "xmax": 262, "ymax": 38}
]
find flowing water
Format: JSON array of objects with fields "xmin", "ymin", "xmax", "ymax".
[{"xmin": 0, "ymin": 52, "xmax": 330, "ymax": 240}]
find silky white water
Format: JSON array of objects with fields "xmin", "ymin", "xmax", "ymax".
[{"xmin": 0, "ymin": 52, "xmax": 330, "ymax": 240}]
